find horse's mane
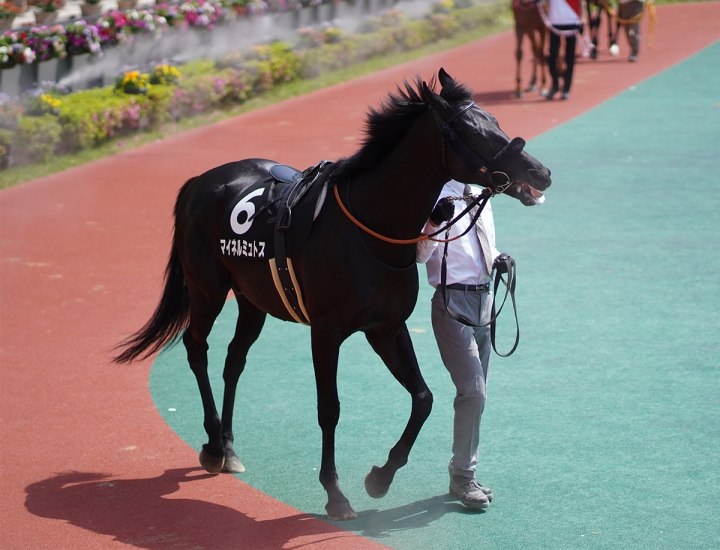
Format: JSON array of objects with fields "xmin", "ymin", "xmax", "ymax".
[{"xmin": 331, "ymin": 74, "xmax": 473, "ymax": 183}]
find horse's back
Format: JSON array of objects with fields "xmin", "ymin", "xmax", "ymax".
[
  {"xmin": 513, "ymin": 0, "xmax": 545, "ymax": 29},
  {"xmin": 178, "ymin": 158, "xmax": 275, "ymax": 206}
]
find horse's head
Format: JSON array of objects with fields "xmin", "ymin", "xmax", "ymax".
[{"xmin": 423, "ymin": 69, "xmax": 551, "ymax": 206}]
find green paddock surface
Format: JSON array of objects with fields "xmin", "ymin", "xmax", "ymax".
[{"xmin": 151, "ymin": 42, "xmax": 720, "ymax": 550}]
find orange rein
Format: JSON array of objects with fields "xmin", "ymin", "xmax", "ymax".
[{"xmin": 333, "ymin": 184, "xmax": 464, "ymax": 245}]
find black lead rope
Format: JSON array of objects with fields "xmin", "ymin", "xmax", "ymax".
[
  {"xmin": 439, "ymin": 222, "xmax": 520, "ymax": 358},
  {"xmin": 426, "ymin": 188, "xmax": 492, "ymax": 241}
]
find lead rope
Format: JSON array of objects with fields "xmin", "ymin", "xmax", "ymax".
[
  {"xmin": 439, "ymin": 216, "xmax": 520, "ymax": 357},
  {"xmin": 333, "ymin": 184, "xmax": 492, "ymax": 245}
]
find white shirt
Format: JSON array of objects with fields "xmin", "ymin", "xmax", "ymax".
[
  {"xmin": 547, "ymin": 0, "xmax": 582, "ymax": 25},
  {"xmin": 416, "ymin": 180, "xmax": 500, "ymax": 287}
]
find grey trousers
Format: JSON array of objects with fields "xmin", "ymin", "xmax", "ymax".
[
  {"xmin": 618, "ymin": 1, "xmax": 643, "ymax": 56},
  {"xmin": 431, "ymin": 286, "xmax": 493, "ymax": 480}
]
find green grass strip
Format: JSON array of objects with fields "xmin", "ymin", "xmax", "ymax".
[{"xmin": 0, "ymin": 4, "xmax": 513, "ymax": 190}]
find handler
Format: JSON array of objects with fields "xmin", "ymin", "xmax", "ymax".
[
  {"xmin": 544, "ymin": 0, "xmax": 584, "ymax": 99},
  {"xmin": 416, "ymin": 179, "xmax": 513, "ymax": 510}
]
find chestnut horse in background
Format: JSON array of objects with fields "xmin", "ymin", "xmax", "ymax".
[{"xmin": 512, "ymin": 0, "xmax": 548, "ymax": 97}]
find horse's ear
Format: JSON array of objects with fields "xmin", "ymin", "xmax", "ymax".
[
  {"xmin": 438, "ymin": 68, "xmax": 454, "ymax": 90},
  {"xmin": 423, "ymin": 82, "xmax": 450, "ymax": 114}
]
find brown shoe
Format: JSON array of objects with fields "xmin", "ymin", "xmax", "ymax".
[{"xmin": 449, "ymin": 476, "xmax": 491, "ymax": 509}]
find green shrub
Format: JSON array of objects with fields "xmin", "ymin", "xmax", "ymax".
[
  {"xmin": 1, "ymin": 2, "xmax": 509, "ymax": 170},
  {"xmin": 13, "ymin": 115, "xmax": 62, "ymax": 163},
  {"xmin": 0, "ymin": 128, "xmax": 13, "ymax": 160},
  {"xmin": 57, "ymin": 86, "xmax": 172, "ymax": 150},
  {"xmin": 252, "ymin": 42, "xmax": 302, "ymax": 85},
  {"xmin": 220, "ymin": 67, "xmax": 255, "ymax": 103},
  {"xmin": 146, "ymin": 84, "xmax": 176, "ymax": 124}
]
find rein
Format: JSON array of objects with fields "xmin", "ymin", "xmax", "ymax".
[
  {"xmin": 440, "ymin": 235, "xmax": 520, "ymax": 357},
  {"xmin": 333, "ymin": 184, "xmax": 491, "ymax": 245},
  {"xmin": 333, "ymin": 100, "xmax": 523, "ymax": 355}
]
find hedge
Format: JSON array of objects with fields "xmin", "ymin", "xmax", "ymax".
[{"xmin": 0, "ymin": 1, "xmax": 507, "ymax": 169}]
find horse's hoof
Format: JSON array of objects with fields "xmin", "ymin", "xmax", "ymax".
[
  {"xmin": 326, "ymin": 501, "xmax": 357, "ymax": 521},
  {"xmin": 222, "ymin": 454, "xmax": 245, "ymax": 473},
  {"xmin": 199, "ymin": 447, "xmax": 225, "ymax": 473},
  {"xmin": 515, "ymin": 91, "xmax": 524, "ymax": 99},
  {"xmin": 365, "ymin": 465, "xmax": 389, "ymax": 499}
]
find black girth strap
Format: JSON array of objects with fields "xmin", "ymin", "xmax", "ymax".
[{"xmin": 273, "ymin": 160, "xmax": 333, "ymax": 326}]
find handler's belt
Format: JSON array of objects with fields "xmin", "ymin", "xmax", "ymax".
[
  {"xmin": 446, "ymin": 283, "xmax": 491, "ymax": 293},
  {"xmin": 440, "ymin": 226, "xmax": 520, "ymax": 357}
]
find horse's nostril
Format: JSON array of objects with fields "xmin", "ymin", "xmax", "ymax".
[{"xmin": 528, "ymin": 168, "xmax": 550, "ymax": 186}]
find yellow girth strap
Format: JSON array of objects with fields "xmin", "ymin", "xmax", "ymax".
[{"xmin": 268, "ymin": 258, "xmax": 311, "ymax": 326}]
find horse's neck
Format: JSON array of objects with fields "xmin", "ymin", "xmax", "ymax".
[{"xmin": 351, "ymin": 113, "xmax": 448, "ymax": 240}]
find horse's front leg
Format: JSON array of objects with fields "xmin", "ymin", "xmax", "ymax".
[
  {"xmin": 363, "ymin": 323, "xmax": 433, "ymax": 498},
  {"xmin": 219, "ymin": 294, "xmax": 267, "ymax": 473},
  {"xmin": 311, "ymin": 324, "xmax": 356, "ymax": 520}
]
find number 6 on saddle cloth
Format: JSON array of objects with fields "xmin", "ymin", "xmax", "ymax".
[{"xmin": 219, "ymin": 161, "xmax": 333, "ymax": 326}]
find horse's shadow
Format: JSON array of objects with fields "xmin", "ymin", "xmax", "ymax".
[
  {"xmin": 24, "ymin": 468, "xmax": 356, "ymax": 549},
  {"xmin": 472, "ymin": 90, "xmax": 549, "ymax": 105},
  {"xmin": 316, "ymin": 493, "xmax": 484, "ymax": 539}
]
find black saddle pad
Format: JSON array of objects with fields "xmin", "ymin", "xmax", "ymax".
[{"xmin": 218, "ymin": 164, "xmax": 326, "ymax": 260}]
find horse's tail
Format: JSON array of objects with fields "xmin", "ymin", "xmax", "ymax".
[{"xmin": 114, "ymin": 180, "xmax": 195, "ymax": 364}]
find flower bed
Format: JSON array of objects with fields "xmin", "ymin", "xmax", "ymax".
[
  {"xmin": 1, "ymin": 0, "xmax": 341, "ymax": 65},
  {"xmin": 1, "ymin": 0, "xmax": 231, "ymax": 67},
  {"xmin": 0, "ymin": 1, "xmax": 508, "ymax": 169}
]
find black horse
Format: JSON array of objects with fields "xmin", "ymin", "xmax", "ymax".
[{"xmin": 115, "ymin": 69, "xmax": 551, "ymax": 520}]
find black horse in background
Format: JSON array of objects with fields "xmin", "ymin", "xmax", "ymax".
[{"xmin": 115, "ymin": 69, "xmax": 552, "ymax": 520}]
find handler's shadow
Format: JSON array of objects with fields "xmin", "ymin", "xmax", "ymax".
[
  {"xmin": 323, "ymin": 493, "xmax": 484, "ymax": 539},
  {"xmin": 25, "ymin": 468, "xmax": 352, "ymax": 549}
]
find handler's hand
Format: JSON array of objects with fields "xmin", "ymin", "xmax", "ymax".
[
  {"xmin": 493, "ymin": 253, "xmax": 514, "ymax": 274},
  {"xmin": 430, "ymin": 199, "xmax": 454, "ymax": 226}
]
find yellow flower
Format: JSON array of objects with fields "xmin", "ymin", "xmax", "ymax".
[{"xmin": 41, "ymin": 94, "xmax": 62, "ymax": 110}]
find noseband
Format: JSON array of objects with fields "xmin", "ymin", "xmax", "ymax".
[{"xmin": 432, "ymin": 101, "xmax": 526, "ymax": 196}]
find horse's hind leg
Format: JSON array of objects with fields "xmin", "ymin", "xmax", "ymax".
[
  {"xmin": 363, "ymin": 323, "xmax": 433, "ymax": 499},
  {"xmin": 538, "ymin": 27, "xmax": 548, "ymax": 94},
  {"xmin": 183, "ymin": 283, "xmax": 230, "ymax": 473},
  {"xmin": 218, "ymin": 292, "xmax": 267, "ymax": 473},
  {"xmin": 514, "ymin": 26, "xmax": 525, "ymax": 98},
  {"xmin": 527, "ymin": 31, "xmax": 540, "ymax": 92},
  {"xmin": 311, "ymin": 324, "xmax": 356, "ymax": 520}
]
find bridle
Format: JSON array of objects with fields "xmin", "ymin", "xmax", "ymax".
[
  {"xmin": 333, "ymin": 101, "xmax": 526, "ymax": 245},
  {"xmin": 432, "ymin": 101, "xmax": 525, "ymax": 197}
]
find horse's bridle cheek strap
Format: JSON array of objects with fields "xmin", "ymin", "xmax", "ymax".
[
  {"xmin": 433, "ymin": 109, "xmax": 488, "ymax": 176},
  {"xmin": 433, "ymin": 103, "xmax": 528, "ymax": 197}
]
